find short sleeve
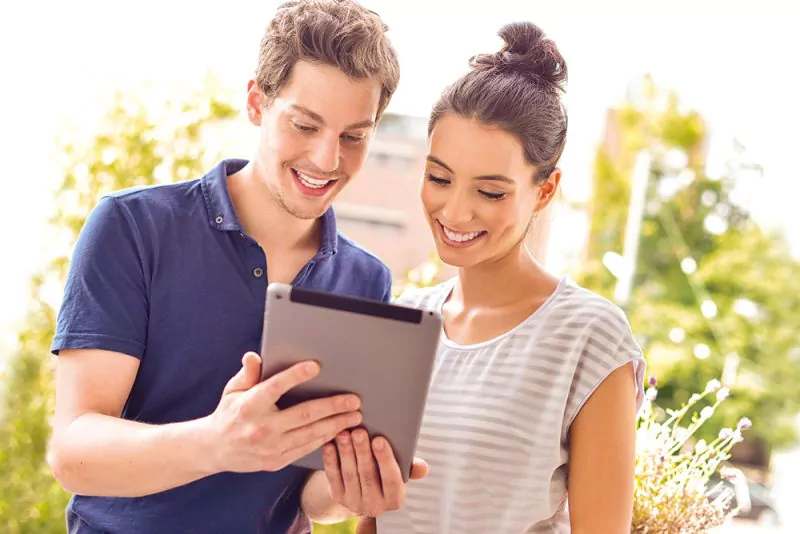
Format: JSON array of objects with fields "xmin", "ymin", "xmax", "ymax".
[
  {"xmin": 379, "ymin": 266, "xmax": 393, "ymax": 303},
  {"xmin": 50, "ymin": 196, "xmax": 149, "ymax": 358},
  {"xmin": 562, "ymin": 312, "xmax": 646, "ymax": 440}
]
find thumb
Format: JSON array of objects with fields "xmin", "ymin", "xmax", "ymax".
[
  {"xmin": 223, "ymin": 352, "xmax": 262, "ymax": 395},
  {"xmin": 409, "ymin": 457, "xmax": 429, "ymax": 481}
]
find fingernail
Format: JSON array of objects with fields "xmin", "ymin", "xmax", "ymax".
[
  {"xmin": 338, "ymin": 433, "xmax": 349, "ymax": 445},
  {"xmin": 347, "ymin": 396, "xmax": 360, "ymax": 410},
  {"xmin": 374, "ymin": 438, "xmax": 385, "ymax": 451},
  {"xmin": 349, "ymin": 412, "xmax": 362, "ymax": 426},
  {"xmin": 305, "ymin": 362, "xmax": 318, "ymax": 376},
  {"xmin": 353, "ymin": 431, "xmax": 364, "ymax": 445}
]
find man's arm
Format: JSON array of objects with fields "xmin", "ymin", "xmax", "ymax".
[
  {"xmin": 567, "ymin": 362, "xmax": 637, "ymax": 533},
  {"xmin": 300, "ymin": 470, "xmax": 355, "ymax": 525},
  {"xmin": 355, "ymin": 518, "xmax": 376, "ymax": 534},
  {"xmin": 48, "ymin": 350, "xmax": 362, "ymax": 497},
  {"xmin": 48, "ymin": 348, "xmax": 214, "ymax": 496}
]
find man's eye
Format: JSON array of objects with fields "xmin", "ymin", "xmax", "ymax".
[
  {"xmin": 292, "ymin": 122, "xmax": 316, "ymax": 133},
  {"xmin": 342, "ymin": 134, "xmax": 366, "ymax": 143}
]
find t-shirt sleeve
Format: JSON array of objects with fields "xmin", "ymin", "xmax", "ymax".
[
  {"xmin": 379, "ymin": 266, "xmax": 393, "ymax": 304},
  {"xmin": 50, "ymin": 196, "xmax": 149, "ymax": 358},
  {"xmin": 562, "ymin": 311, "xmax": 646, "ymax": 441}
]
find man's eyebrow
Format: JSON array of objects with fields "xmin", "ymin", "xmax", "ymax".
[{"xmin": 289, "ymin": 104, "xmax": 375, "ymax": 130}]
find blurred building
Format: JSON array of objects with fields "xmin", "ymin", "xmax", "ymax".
[{"xmin": 333, "ymin": 114, "xmax": 443, "ymax": 281}]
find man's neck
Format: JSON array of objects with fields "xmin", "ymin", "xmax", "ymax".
[{"xmin": 227, "ymin": 161, "xmax": 321, "ymax": 253}]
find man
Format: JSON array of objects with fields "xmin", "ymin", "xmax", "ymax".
[{"xmin": 47, "ymin": 1, "xmax": 424, "ymax": 532}]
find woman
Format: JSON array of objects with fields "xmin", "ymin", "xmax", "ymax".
[{"xmin": 327, "ymin": 21, "xmax": 646, "ymax": 533}]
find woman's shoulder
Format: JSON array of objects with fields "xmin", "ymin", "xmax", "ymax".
[
  {"xmin": 393, "ymin": 277, "xmax": 456, "ymax": 311},
  {"xmin": 547, "ymin": 277, "xmax": 633, "ymax": 337}
]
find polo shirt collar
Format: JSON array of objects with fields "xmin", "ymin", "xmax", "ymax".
[{"xmin": 201, "ymin": 159, "xmax": 338, "ymax": 257}]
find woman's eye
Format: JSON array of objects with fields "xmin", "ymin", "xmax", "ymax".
[
  {"xmin": 479, "ymin": 191, "xmax": 507, "ymax": 201},
  {"xmin": 426, "ymin": 174, "xmax": 450, "ymax": 186}
]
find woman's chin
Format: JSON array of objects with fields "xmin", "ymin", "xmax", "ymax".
[{"xmin": 435, "ymin": 246, "xmax": 480, "ymax": 269}]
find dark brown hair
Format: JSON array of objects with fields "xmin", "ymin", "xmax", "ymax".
[
  {"xmin": 429, "ymin": 22, "xmax": 568, "ymax": 183},
  {"xmin": 256, "ymin": 0, "xmax": 400, "ymax": 121}
]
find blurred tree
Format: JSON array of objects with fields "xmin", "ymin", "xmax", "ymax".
[
  {"xmin": 0, "ymin": 84, "xmax": 238, "ymax": 533},
  {"xmin": 577, "ymin": 75, "xmax": 800, "ymax": 460},
  {"xmin": 313, "ymin": 518, "xmax": 358, "ymax": 533}
]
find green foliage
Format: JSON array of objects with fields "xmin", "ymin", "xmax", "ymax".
[
  {"xmin": 0, "ymin": 86, "xmax": 238, "ymax": 533},
  {"xmin": 577, "ymin": 76, "xmax": 800, "ymax": 454},
  {"xmin": 313, "ymin": 518, "xmax": 358, "ymax": 533}
]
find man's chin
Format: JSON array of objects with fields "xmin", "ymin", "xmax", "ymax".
[{"xmin": 281, "ymin": 198, "xmax": 332, "ymax": 221}]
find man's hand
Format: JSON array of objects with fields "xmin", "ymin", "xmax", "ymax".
[
  {"xmin": 321, "ymin": 428, "xmax": 428, "ymax": 518},
  {"xmin": 203, "ymin": 352, "xmax": 363, "ymax": 473}
]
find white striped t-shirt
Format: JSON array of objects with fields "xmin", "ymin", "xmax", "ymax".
[{"xmin": 378, "ymin": 276, "xmax": 646, "ymax": 533}]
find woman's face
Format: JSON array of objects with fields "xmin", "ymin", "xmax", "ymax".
[{"xmin": 422, "ymin": 113, "xmax": 559, "ymax": 268}]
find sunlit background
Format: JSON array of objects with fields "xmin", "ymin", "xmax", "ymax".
[{"xmin": 1, "ymin": 1, "xmax": 798, "ymax": 532}]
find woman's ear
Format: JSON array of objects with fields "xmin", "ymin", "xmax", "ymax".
[{"xmin": 536, "ymin": 168, "xmax": 562, "ymax": 211}]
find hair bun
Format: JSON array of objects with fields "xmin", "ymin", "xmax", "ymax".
[{"xmin": 470, "ymin": 21, "xmax": 567, "ymax": 90}]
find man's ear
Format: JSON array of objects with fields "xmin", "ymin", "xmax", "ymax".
[{"xmin": 246, "ymin": 80, "xmax": 265, "ymax": 126}]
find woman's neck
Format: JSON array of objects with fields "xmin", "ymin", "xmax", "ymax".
[{"xmin": 452, "ymin": 244, "xmax": 557, "ymax": 309}]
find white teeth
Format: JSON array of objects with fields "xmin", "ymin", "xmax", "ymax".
[
  {"xmin": 442, "ymin": 225, "xmax": 483, "ymax": 243},
  {"xmin": 295, "ymin": 171, "xmax": 331, "ymax": 189}
]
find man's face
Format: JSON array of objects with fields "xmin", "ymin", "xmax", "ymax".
[{"xmin": 247, "ymin": 60, "xmax": 382, "ymax": 220}]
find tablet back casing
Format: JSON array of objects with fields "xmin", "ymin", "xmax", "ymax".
[{"xmin": 259, "ymin": 283, "xmax": 442, "ymax": 481}]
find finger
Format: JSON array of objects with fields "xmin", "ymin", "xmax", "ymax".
[
  {"xmin": 256, "ymin": 360, "xmax": 320, "ymax": 405},
  {"xmin": 372, "ymin": 436, "xmax": 405, "ymax": 509},
  {"xmin": 274, "ymin": 394, "xmax": 361, "ymax": 433},
  {"xmin": 322, "ymin": 443, "xmax": 345, "ymax": 501},
  {"xmin": 282, "ymin": 411, "xmax": 363, "ymax": 453},
  {"xmin": 353, "ymin": 429, "xmax": 382, "ymax": 514},
  {"xmin": 222, "ymin": 352, "xmax": 262, "ymax": 395},
  {"xmin": 410, "ymin": 457, "xmax": 429, "ymax": 480},
  {"xmin": 280, "ymin": 429, "xmax": 345, "ymax": 469},
  {"xmin": 336, "ymin": 431, "xmax": 362, "ymax": 508}
]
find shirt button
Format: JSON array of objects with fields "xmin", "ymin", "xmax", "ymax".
[
  {"xmin": 253, "ymin": 267, "xmax": 264, "ymax": 278},
  {"xmin": 215, "ymin": 215, "xmax": 224, "ymax": 224}
]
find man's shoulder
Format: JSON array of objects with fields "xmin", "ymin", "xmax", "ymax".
[
  {"xmin": 105, "ymin": 179, "xmax": 201, "ymax": 210},
  {"xmin": 89, "ymin": 179, "xmax": 205, "ymax": 235},
  {"xmin": 335, "ymin": 232, "xmax": 390, "ymax": 276}
]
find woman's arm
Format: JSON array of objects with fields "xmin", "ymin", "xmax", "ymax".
[{"xmin": 567, "ymin": 362, "xmax": 637, "ymax": 533}]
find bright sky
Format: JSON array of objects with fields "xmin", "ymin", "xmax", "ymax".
[{"xmin": 1, "ymin": 0, "xmax": 798, "ymax": 358}]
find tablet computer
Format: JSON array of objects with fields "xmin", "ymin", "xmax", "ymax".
[{"xmin": 259, "ymin": 282, "xmax": 442, "ymax": 482}]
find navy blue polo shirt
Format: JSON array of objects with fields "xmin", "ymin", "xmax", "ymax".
[{"xmin": 51, "ymin": 158, "xmax": 392, "ymax": 534}]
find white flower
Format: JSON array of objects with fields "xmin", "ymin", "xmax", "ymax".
[
  {"xmin": 705, "ymin": 379, "xmax": 721, "ymax": 394},
  {"xmin": 646, "ymin": 387, "xmax": 658, "ymax": 402},
  {"xmin": 716, "ymin": 387, "xmax": 730, "ymax": 401},
  {"xmin": 701, "ymin": 406, "xmax": 715, "ymax": 419},
  {"xmin": 695, "ymin": 439, "xmax": 708, "ymax": 452},
  {"xmin": 732, "ymin": 430, "xmax": 744, "ymax": 443},
  {"xmin": 737, "ymin": 417, "xmax": 752, "ymax": 431},
  {"xmin": 719, "ymin": 428, "xmax": 733, "ymax": 440}
]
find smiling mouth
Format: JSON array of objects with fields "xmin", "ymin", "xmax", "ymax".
[
  {"xmin": 291, "ymin": 168, "xmax": 338, "ymax": 196},
  {"xmin": 437, "ymin": 220, "xmax": 487, "ymax": 247}
]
